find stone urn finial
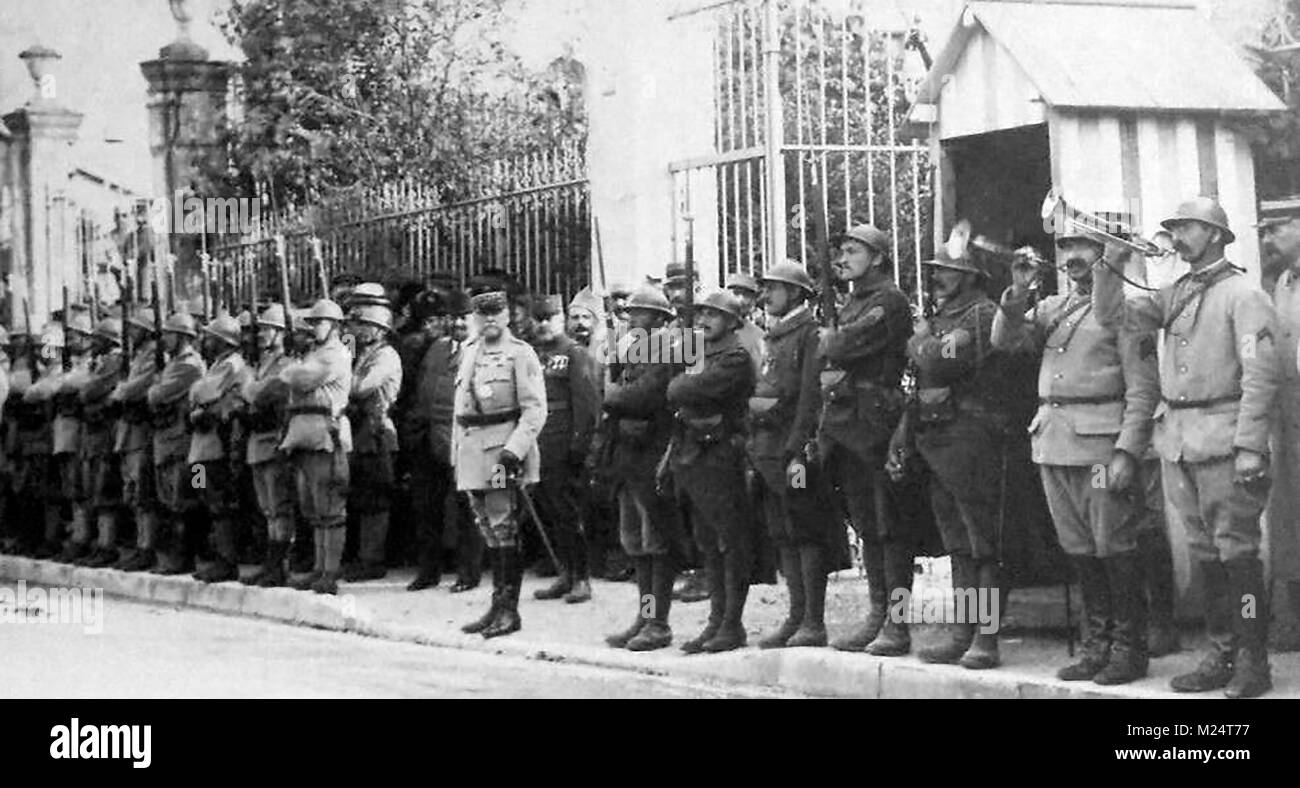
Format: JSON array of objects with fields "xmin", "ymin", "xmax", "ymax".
[
  {"xmin": 161, "ymin": 0, "xmax": 209, "ymax": 60},
  {"xmin": 19, "ymin": 44, "xmax": 62, "ymax": 106},
  {"xmin": 169, "ymin": 0, "xmax": 194, "ymax": 40}
]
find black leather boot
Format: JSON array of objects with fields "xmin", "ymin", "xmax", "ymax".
[
  {"xmin": 1139, "ymin": 527, "xmax": 1180, "ymax": 657},
  {"xmin": 627, "ymin": 555, "xmax": 674, "ymax": 651},
  {"xmin": 959, "ymin": 560, "xmax": 1002, "ymax": 670},
  {"xmin": 831, "ymin": 538, "xmax": 886, "ymax": 652},
  {"xmin": 1057, "ymin": 556, "xmax": 1112, "ymax": 681},
  {"xmin": 1094, "ymin": 552, "xmax": 1148, "ymax": 685},
  {"xmin": 760, "ymin": 547, "xmax": 805, "ymax": 649},
  {"xmin": 1171, "ymin": 560, "xmax": 1236, "ymax": 693},
  {"xmin": 919, "ymin": 554, "xmax": 976, "ymax": 664},
  {"xmin": 681, "ymin": 553, "xmax": 725, "ymax": 654},
  {"xmin": 483, "ymin": 546, "xmax": 522, "ymax": 639},
  {"xmin": 866, "ymin": 541, "xmax": 915, "ymax": 657},
  {"xmin": 533, "ymin": 570, "xmax": 573, "ymax": 601},
  {"xmin": 1223, "ymin": 557, "xmax": 1271, "ymax": 699},
  {"xmin": 703, "ymin": 550, "xmax": 749, "ymax": 653},
  {"xmin": 462, "ymin": 549, "xmax": 503, "ymax": 634},
  {"xmin": 245, "ymin": 541, "xmax": 289, "ymax": 588},
  {"xmin": 788, "ymin": 544, "xmax": 828, "ymax": 647},
  {"xmin": 194, "ymin": 519, "xmax": 240, "ymax": 583},
  {"xmin": 607, "ymin": 555, "xmax": 653, "ymax": 648}
]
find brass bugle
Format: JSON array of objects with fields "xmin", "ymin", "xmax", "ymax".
[{"xmin": 1040, "ymin": 189, "xmax": 1165, "ymax": 258}]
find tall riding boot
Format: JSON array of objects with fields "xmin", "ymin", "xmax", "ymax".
[
  {"xmin": 83, "ymin": 511, "xmax": 120, "ymax": 567},
  {"xmin": 867, "ymin": 541, "xmax": 915, "ymax": 656},
  {"xmin": 344, "ymin": 512, "xmax": 390, "ymax": 581},
  {"xmin": 1094, "ymin": 552, "xmax": 1148, "ymax": 684},
  {"xmin": 60, "ymin": 504, "xmax": 92, "ymax": 562},
  {"xmin": 483, "ymin": 545, "xmax": 523, "ymax": 639},
  {"xmin": 462, "ymin": 548, "xmax": 503, "ymax": 633},
  {"xmin": 195, "ymin": 518, "xmax": 241, "ymax": 582},
  {"xmin": 1057, "ymin": 556, "xmax": 1112, "ymax": 681},
  {"xmin": 1171, "ymin": 560, "xmax": 1236, "ymax": 692},
  {"xmin": 1223, "ymin": 557, "xmax": 1271, "ymax": 698},
  {"xmin": 291, "ymin": 525, "xmax": 327, "ymax": 590},
  {"xmin": 919, "ymin": 554, "xmax": 977, "ymax": 664},
  {"xmin": 1138, "ymin": 528, "xmax": 1180, "ymax": 657},
  {"xmin": 760, "ymin": 547, "xmax": 805, "ymax": 649},
  {"xmin": 788, "ymin": 544, "xmax": 828, "ymax": 647},
  {"xmin": 312, "ymin": 527, "xmax": 345, "ymax": 594},
  {"xmin": 607, "ymin": 555, "xmax": 653, "ymax": 647},
  {"xmin": 681, "ymin": 551, "xmax": 726, "ymax": 654},
  {"xmin": 832, "ymin": 538, "xmax": 887, "ymax": 652},
  {"xmin": 704, "ymin": 550, "xmax": 750, "ymax": 653},
  {"xmin": 247, "ymin": 541, "xmax": 289, "ymax": 588},
  {"xmin": 960, "ymin": 560, "xmax": 1002, "ymax": 669},
  {"xmin": 563, "ymin": 522, "xmax": 592, "ymax": 603},
  {"xmin": 628, "ymin": 555, "xmax": 675, "ymax": 651}
]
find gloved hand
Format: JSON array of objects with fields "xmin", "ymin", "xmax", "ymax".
[{"xmin": 499, "ymin": 448, "xmax": 523, "ymax": 476}]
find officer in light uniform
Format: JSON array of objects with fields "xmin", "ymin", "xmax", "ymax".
[
  {"xmin": 343, "ymin": 288, "xmax": 403, "ymax": 581},
  {"xmin": 282, "ymin": 299, "xmax": 353, "ymax": 595},
  {"xmin": 992, "ymin": 226, "xmax": 1160, "ymax": 685},
  {"xmin": 77, "ymin": 318, "xmax": 126, "ymax": 567},
  {"xmin": 147, "ymin": 313, "xmax": 207, "ymax": 575},
  {"xmin": 453, "ymin": 290, "xmax": 547, "ymax": 639},
  {"xmin": 241, "ymin": 304, "xmax": 296, "ymax": 587},
  {"xmin": 1097, "ymin": 197, "xmax": 1279, "ymax": 698},
  {"xmin": 188, "ymin": 314, "xmax": 251, "ymax": 583},
  {"xmin": 111, "ymin": 308, "xmax": 163, "ymax": 571}
]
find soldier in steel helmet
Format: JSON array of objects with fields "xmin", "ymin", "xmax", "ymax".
[
  {"xmin": 76, "ymin": 317, "xmax": 127, "ymax": 567},
  {"xmin": 667, "ymin": 289, "xmax": 758, "ymax": 653},
  {"xmin": 147, "ymin": 312, "xmax": 207, "ymax": 574},
  {"xmin": 1096, "ymin": 196, "xmax": 1279, "ymax": 698},
  {"xmin": 240, "ymin": 303, "xmax": 297, "ymax": 587},
  {"xmin": 110, "ymin": 307, "xmax": 164, "ymax": 571},
  {"xmin": 453, "ymin": 290, "xmax": 547, "ymax": 638},
  {"xmin": 601, "ymin": 286, "xmax": 685, "ymax": 650},
  {"xmin": 281, "ymin": 299, "xmax": 354, "ymax": 595},
  {"xmin": 188, "ymin": 313, "xmax": 251, "ymax": 583},
  {"xmin": 22, "ymin": 322, "xmax": 72, "ymax": 559},
  {"xmin": 342, "ymin": 287, "xmax": 403, "ymax": 582},
  {"xmin": 749, "ymin": 260, "xmax": 837, "ymax": 648},
  {"xmin": 815, "ymin": 224, "xmax": 915, "ymax": 657},
  {"xmin": 899, "ymin": 241, "xmax": 1015, "ymax": 669},
  {"xmin": 49, "ymin": 309, "xmax": 95, "ymax": 562}
]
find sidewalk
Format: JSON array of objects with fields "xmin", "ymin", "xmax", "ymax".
[{"xmin": 3, "ymin": 555, "xmax": 1296, "ymax": 699}]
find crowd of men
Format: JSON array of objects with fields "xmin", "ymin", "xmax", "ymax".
[{"xmin": 2, "ymin": 189, "xmax": 1298, "ymax": 698}]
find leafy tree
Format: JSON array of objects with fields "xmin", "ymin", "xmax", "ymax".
[{"xmin": 1250, "ymin": 0, "xmax": 1300, "ymax": 197}]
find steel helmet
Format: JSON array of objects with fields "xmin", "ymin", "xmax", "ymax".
[
  {"xmin": 186, "ymin": 298, "xmax": 207, "ymax": 320},
  {"xmin": 922, "ymin": 246, "xmax": 986, "ymax": 277},
  {"xmin": 93, "ymin": 317, "xmax": 123, "ymax": 345},
  {"xmin": 67, "ymin": 309, "xmax": 94, "ymax": 337},
  {"xmin": 664, "ymin": 262, "xmax": 689, "ymax": 285},
  {"xmin": 162, "ymin": 312, "xmax": 198, "ymax": 337},
  {"xmin": 695, "ymin": 289, "xmax": 744, "ymax": 320},
  {"xmin": 236, "ymin": 309, "xmax": 253, "ymax": 330},
  {"xmin": 348, "ymin": 282, "xmax": 391, "ymax": 308},
  {"xmin": 257, "ymin": 303, "xmax": 288, "ymax": 330},
  {"xmin": 623, "ymin": 286, "xmax": 675, "ymax": 317},
  {"xmin": 307, "ymin": 299, "xmax": 345, "ymax": 322},
  {"xmin": 1161, "ymin": 197, "xmax": 1235, "ymax": 245},
  {"xmin": 351, "ymin": 304, "xmax": 393, "ymax": 331},
  {"xmin": 127, "ymin": 307, "xmax": 157, "ymax": 334},
  {"xmin": 761, "ymin": 260, "xmax": 816, "ymax": 294},
  {"xmin": 202, "ymin": 314, "xmax": 243, "ymax": 347},
  {"xmin": 840, "ymin": 224, "xmax": 891, "ymax": 254},
  {"xmin": 725, "ymin": 272, "xmax": 761, "ymax": 294},
  {"xmin": 290, "ymin": 308, "xmax": 312, "ymax": 334}
]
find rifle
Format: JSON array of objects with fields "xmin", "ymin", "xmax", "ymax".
[
  {"xmin": 682, "ymin": 213, "xmax": 696, "ymax": 327},
  {"xmin": 22, "ymin": 298, "xmax": 39, "ymax": 382},
  {"xmin": 199, "ymin": 251, "xmax": 214, "ymax": 319},
  {"xmin": 151, "ymin": 276, "xmax": 165, "ymax": 372},
  {"xmin": 119, "ymin": 269, "xmax": 135, "ymax": 375},
  {"xmin": 593, "ymin": 215, "xmax": 608, "ymax": 294},
  {"xmin": 61, "ymin": 286, "xmax": 71, "ymax": 372},
  {"xmin": 805, "ymin": 160, "xmax": 838, "ymax": 329},
  {"xmin": 275, "ymin": 235, "xmax": 295, "ymax": 356},
  {"xmin": 309, "ymin": 237, "xmax": 328, "ymax": 299},
  {"xmin": 249, "ymin": 252, "xmax": 261, "ymax": 366}
]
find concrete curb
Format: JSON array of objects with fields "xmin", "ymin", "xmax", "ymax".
[{"xmin": 0, "ymin": 556, "xmax": 1226, "ymax": 699}]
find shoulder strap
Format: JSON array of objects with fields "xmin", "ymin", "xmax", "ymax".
[{"xmin": 1162, "ymin": 265, "xmax": 1242, "ymax": 332}]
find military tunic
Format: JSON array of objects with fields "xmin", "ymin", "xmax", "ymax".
[
  {"xmin": 111, "ymin": 341, "xmax": 160, "ymax": 519},
  {"xmin": 348, "ymin": 341, "xmax": 402, "ymax": 515},
  {"xmin": 243, "ymin": 348, "xmax": 294, "ymax": 540},
  {"xmin": 1268, "ymin": 268, "xmax": 1300, "ymax": 585},
  {"xmin": 1098, "ymin": 258, "xmax": 1279, "ymax": 562},
  {"xmin": 992, "ymin": 284, "xmax": 1159, "ymax": 556},
  {"xmin": 187, "ymin": 349, "xmax": 249, "ymax": 521},
  {"xmin": 147, "ymin": 346, "xmax": 205, "ymax": 514},
  {"xmin": 451, "ymin": 332, "xmax": 546, "ymax": 548},
  {"xmin": 80, "ymin": 349, "xmax": 125, "ymax": 516},
  {"xmin": 279, "ymin": 335, "xmax": 353, "ymax": 529},
  {"xmin": 408, "ymin": 336, "xmax": 470, "ymax": 574}
]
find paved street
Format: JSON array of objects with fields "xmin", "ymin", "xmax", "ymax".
[{"xmin": 0, "ymin": 590, "xmax": 801, "ymax": 699}]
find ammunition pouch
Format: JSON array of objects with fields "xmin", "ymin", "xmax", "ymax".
[
  {"xmin": 247, "ymin": 407, "xmax": 281, "ymax": 433},
  {"xmin": 150, "ymin": 401, "xmax": 185, "ymax": 430},
  {"xmin": 748, "ymin": 396, "xmax": 782, "ymax": 429},
  {"xmin": 917, "ymin": 387, "xmax": 957, "ymax": 426},
  {"xmin": 190, "ymin": 409, "xmax": 219, "ymax": 434},
  {"xmin": 677, "ymin": 412, "xmax": 739, "ymax": 449}
]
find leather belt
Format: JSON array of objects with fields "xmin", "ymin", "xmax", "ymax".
[
  {"xmin": 288, "ymin": 406, "xmax": 333, "ymax": 417},
  {"xmin": 1039, "ymin": 395, "xmax": 1124, "ymax": 406},
  {"xmin": 457, "ymin": 408, "xmax": 522, "ymax": 427},
  {"xmin": 1163, "ymin": 393, "xmax": 1241, "ymax": 410},
  {"xmin": 547, "ymin": 402, "xmax": 571, "ymax": 412}
]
